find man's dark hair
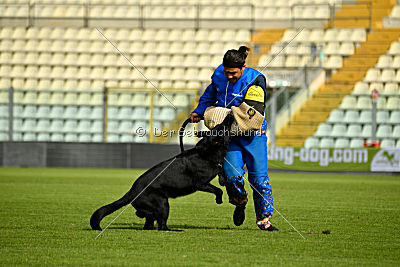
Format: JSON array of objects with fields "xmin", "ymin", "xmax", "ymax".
[{"xmin": 223, "ymin": 46, "xmax": 250, "ymax": 68}]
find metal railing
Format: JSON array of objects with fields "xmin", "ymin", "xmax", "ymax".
[
  {"xmin": 0, "ymin": 2, "xmax": 373, "ymax": 31},
  {"xmin": 0, "ymin": 86, "xmax": 198, "ymax": 143}
]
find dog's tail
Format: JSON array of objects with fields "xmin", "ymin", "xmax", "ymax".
[{"xmin": 90, "ymin": 190, "xmax": 133, "ymax": 231}]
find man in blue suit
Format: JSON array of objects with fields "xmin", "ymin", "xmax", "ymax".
[{"xmin": 190, "ymin": 46, "xmax": 278, "ymax": 231}]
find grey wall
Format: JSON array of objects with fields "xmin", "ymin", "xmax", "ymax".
[{"xmin": 1, "ymin": 142, "xmax": 192, "ymax": 169}]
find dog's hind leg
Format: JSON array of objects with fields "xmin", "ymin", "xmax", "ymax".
[
  {"xmin": 196, "ymin": 183, "xmax": 223, "ymax": 204},
  {"xmin": 156, "ymin": 198, "xmax": 170, "ymax": 231},
  {"xmin": 143, "ymin": 216, "xmax": 155, "ymax": 230}
]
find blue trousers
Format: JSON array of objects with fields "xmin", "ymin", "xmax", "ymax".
[{"xmin": 223, "ymin": 134, "xmax": 274, "ymax": 220}]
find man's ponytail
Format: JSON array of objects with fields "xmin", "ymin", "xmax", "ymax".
[{"xmin": 223, "ymin": 46, "xmax": 250, "ymax": 68}]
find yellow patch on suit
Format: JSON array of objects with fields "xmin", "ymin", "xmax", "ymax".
[{"xmin": 244, "ymin": 85, "xmax": 264, "ymax": 102}]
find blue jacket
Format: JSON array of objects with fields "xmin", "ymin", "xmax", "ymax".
[{"xmin": 193, "ymin": 64, "xmax": 268, "ymax": 132}]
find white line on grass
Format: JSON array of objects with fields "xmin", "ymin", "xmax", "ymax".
[
  {"xmin": 95, "ymin": 157, "xmax": 177, "ymax": 239},
  {"xmin": 224, "ymin": 158, "xmax": 306, "ymax": 239}
]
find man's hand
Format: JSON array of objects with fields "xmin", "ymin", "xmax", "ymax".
[{"xmin": 190, "ymin": 113, "xmax": 201, "ymax": 123}]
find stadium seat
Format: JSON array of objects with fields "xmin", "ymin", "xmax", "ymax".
[
  {"xmin": 319, "ymin": 138, "xmax": 334, "ymax": 148},
  {"xmin": 0, "ymin": 105, "xmax": 8, "ymax": 118},
  {"xmin": 376, "ymin": 125, "xmax": 392, "ymax": 139},
  {"xmin": 392, "ymin": 56, "xmax": 400, "ymax": 68},
  {"xmin": 349, "ymin": 138, "xmax": 364, "ymax": 148},
  {"xmin": 356, "ymin": 97, "xmax": 372, "ymax": 110},
  {"xmin": 23, "ymin": 133, "xmax": 36, "ymax": 141},
  {"xmin": 334, "ymin": 138, "xmax": 350, "ymax": 148},
  {"xmin": 330, "ymin": 124, "xmax": 347, "ymax": 138},
  {"xmin": 120, "ymin": 134, "xmax": 134, "ymax": 143},
  {"xmin": 90, "ymin": 121, "xmax": 102, "ymax": 134},
  {"xmin": 64, "ymin": 106, "xmax": 78, "ymax": 119},
  {"xmin": 346, "ymin": 125, "xmax": 362, "ymax": 138},
  {"xmin": 376, "ymin": 55, "xmax": 392, "ymax": 69},
  {"xmin": 36, "ymin": 119, "xmax": 50, "ymax": 133},
  {"xmin": 304, "ymin": 137, "xmax": 319, "ymax": 148},
  {"xmin": 361, "ymin": 124, "xmax": 372, "ymax": 139},
  {"xmin": 376, "ymin": 111, "xmax": 389, "ymax": 124},
  {"xmin": 21, "ymin": 119, "xmax": 36, "ymax": 133},
  {"xmin": 314, "ymin": 123, "xmax": 331, "ymax": 137},
  {"xmin": 359, "ymin": 110, "xmax": 372, "ymax": 124},
  {"xmin": 380, "ymin": 139, "xmax": 395, "ymax": 148},
  {"xmin": 78, "ymin": 133, "xmax": 92, "ymax": 143},
  {"xmin": 107, "ymin": 134, "xmax": 119, "ymax": 143},
  {"xmin": 364, "ymin": 69, "xmax": 380, "ymax": 82},
  {"xmin": 381, "ymin": 69, "xmax": 395, "ymax": 82},
  {"xmin": 22, "ymin": 105, "xmax": 37, "ymax": 118},
  {"xmin": 0, "ymin": 118, "xmax": 8, "ymax": 131},
  {"xmin": 63, "ymin": 120, "xmax": 78, "ymax": 133},
  {"xmin": 385, "ymin": 97, "xmax": 400, "ymax": 110},
  {"xmin": 343, "ymin": 110, "xmax": 359, "ymax": 123},
  {"xmin": 77, "ymin": 120, "xmax": 91, "ymax": 134},
  {"xmin": 389, "ymin": 111, "xmax": 400, "ymax": 124},
  {"xmin": 339, "ymin": 96, "xmax": 356, "ymax": 109},
  {"xmin": 388, "ymin": 42, "xmax": 400, "ymax": 55},
  {"xmin": 327, "ymin": 109, "xmax": 344, "ymax": 123},
  {"xmin": 393, "ymin": 125, "xmax": 400, "ymax": 138},
  {"xmin": 64, "ymin": 133, "xmax": 78, "ymax": 142},
  {"xmin": 382, "ymin": 83, "xmax": 399, "ymax": 96},
  {"xmin": 118, "ymin": 121, "xmax": 133, "ymax": 133},
  {"xmin": 37, "ymin": 133, "xmax": 50, "ymax": 142}
]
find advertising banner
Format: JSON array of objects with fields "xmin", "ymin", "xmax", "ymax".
[{"xmin": 268, "ymin": 147, "xmax": 400, "ymax": 172}]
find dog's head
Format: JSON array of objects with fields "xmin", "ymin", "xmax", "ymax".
[{"xmin": 195, "ymin": 113, "xmax": 234, "ymax": 162}]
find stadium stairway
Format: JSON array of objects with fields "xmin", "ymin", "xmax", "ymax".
[
  {"xmin": 276, "ymin": 28, "xmax": 400, "ymax": 147},
  {"xmin": 331, "ymin": 0, "xmax": 396, "ymax": 29}
]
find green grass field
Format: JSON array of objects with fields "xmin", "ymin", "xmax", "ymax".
[{"xmin": 0, "ymin": 167, "xmax": 399, "ymax": 266}]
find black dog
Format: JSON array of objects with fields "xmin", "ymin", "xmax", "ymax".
[{"xmin": 90, "ymin": 114, "xmax": 234, "ymax": 231}]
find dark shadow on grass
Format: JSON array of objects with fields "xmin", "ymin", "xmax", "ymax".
[{"xmin": 108, "ymin": 222, "xmax": 250, "ymax": 231}]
